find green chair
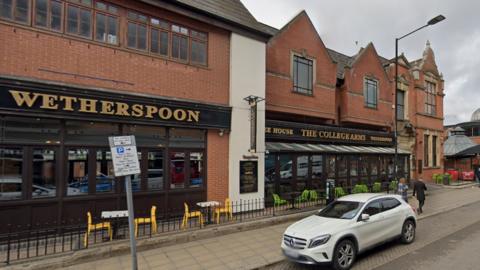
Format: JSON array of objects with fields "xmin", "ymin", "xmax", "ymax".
[
  {"xmin": 334, "ymin": 187, "xmax": 346, "ymax": 198},
  {"xmin": 372, "ymin": 182, "xmax": 382, "ymax": 193},
  {"xmin": 273, "ymin": 194, "xmax": 287, "ymax": 207},
  {"xmin": 296, "ymin": 190, "xmax": 310, "ymax": 203},
  {"xmin": 309, "ymin": 190, "xmax": 318, "ymax": 201}
]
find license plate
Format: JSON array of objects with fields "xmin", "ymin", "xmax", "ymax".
[{"xmin": 284, "ymin": 248, "xmax": 299, "ymax": 259}]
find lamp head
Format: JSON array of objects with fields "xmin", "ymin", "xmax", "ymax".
[{"xmin": 428, "ymin": 15, "xmax": 445, "ymax": 25}]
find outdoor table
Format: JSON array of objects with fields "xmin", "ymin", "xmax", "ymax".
[
  {"xmin": 196, "ymin": 201, "xmax": 220, "ymax": 225},
  {"xmin": 101, "ymin": 210, "xmax": 128, "ymax": 239},
  {"xmin": 286, "ymin": 191, "xmax": 301, "ymax": 210}
]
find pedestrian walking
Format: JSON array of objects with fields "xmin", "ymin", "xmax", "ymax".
[
  {"xmin": 413, "ymin": 179, "xmax": 427, "ymax": 214},
  {"xmin": 397, "ymin": 177, "xmax": 408, "ymax": 202}
]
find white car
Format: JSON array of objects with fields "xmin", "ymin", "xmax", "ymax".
[{"xmin": 281, "ymin": 193, "xmax": 416, "ymax": 270}]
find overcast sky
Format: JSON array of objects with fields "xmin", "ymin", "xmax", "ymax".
[{"xmin": 241, "ymin": 0, "xmax": 479, "ymax": 125}]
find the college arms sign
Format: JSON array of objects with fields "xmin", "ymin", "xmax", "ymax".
[
  {"xmin": 266, "ymin": 120, "xmax": 394, "ymax": 147},
  {"xmin": 0, "ymin": 80, "xmax": 231, "ymax": 129}
]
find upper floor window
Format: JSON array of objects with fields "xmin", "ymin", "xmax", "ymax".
[
  {"xmin": 424, "ymin": 134, "xmax": 429, "ymax": 167},
  {"xmin": 364, "ymin": 78, "xmax": 377, "ymax": 108},
  {"xmin": 94, "ymin": 1, "xmax": 118, "ymax": 45},
  {"xmin": 293, "ymin": 55, "xmax": 313, "ymax": 95},
  {"xmin": 397, "ymin": 90, "xmax": 405, "ymax": 120},
  {"xmin": 66, "ymin": 1, "xmax": 92, "ymax": 38},
  {"xmin": 1, "ymin": 0, "xmax": 30, "ymax": 23},
  {"xmin": 425, "ymin": 81, "xmax": 436, "ymax": 115},
  {"xmin": 1, "ymin": 0, "xmax": 208, "ymax": 66},
  {"xmin": 34, "ymin": 0, "xmax": 62, "ymax": 31}
]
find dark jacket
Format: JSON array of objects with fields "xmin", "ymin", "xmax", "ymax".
[{"xmin": 413, "ymin": 180, "xmax": 427, "ymax": 201}]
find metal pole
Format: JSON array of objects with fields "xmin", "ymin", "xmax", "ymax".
[
  {"xmin": 125, "ymin": 175, "xmax": 138, "ymax": 270},
  {"xmin": 394, "ymin": 38, "xmax": 399, "ymax": 182}
]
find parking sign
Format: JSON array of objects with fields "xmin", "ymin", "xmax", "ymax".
[{"xmin": 109, "ymin": 136, "xmax": 141, "ymax": 177}]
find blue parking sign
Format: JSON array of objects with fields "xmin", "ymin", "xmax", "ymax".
[{"xmin": 117, "ymin": 146, "xmax": 125, "ymax": 154}]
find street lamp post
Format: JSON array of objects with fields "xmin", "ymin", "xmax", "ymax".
[{"xmin": 394, "ymin": 15, "xmax": 445, "ymax": 182}]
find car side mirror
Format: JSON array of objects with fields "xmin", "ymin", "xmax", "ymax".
[{"xmin": 360, "ymin": 213, "xmax": 370, "ymax": 222}]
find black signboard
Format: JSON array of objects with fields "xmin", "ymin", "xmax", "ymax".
[
  {"xmin": 0, "ymin": 78, "xmax": 231, "ymax": 129},
  {"xmin": 265, "ymin": 120, "xmax": 394, "ymax": 147},
  {"xmin": 240, "ymin": 160, "xmax": 258, "ymax": 194}
]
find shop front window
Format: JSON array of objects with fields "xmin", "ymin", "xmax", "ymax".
[
  {"xmin": 147, "ymin": 151, "xmax": 164, "ymax": 190},
  {"xmin": 0, "ymin": 148, "xmax": 23, "ymax": 201},
  {"xmin": 125, "ymin": 125, "xmax": 166, "ymax": 147},
  {"xmin": 279, "ymin": 154, "xmax": 293, "ymax": 194},
  {"xmin": 189, "ymin": 152, "xmax": 203, "ymax": 188},
  {"xmin": 296, "ymin": 155, "xmax": 308, "ymax": 190},
  {"xmin": 265, "ymin": 154, "xmax": 276, "ymax": 200},
  {"xmin": 170, "ymin": 151, "xmax": 185, "ymax": 189},
  {"xmin": 327, "ymin": 155, "xmax": 336, "ymax": 178},
  {"xmin": 32, "ymin": 148, "xmax": 56, "ymax": 198},
  {"xmin": 66, "ymin": 149, "xmax": 88, "ymax": 196},
  {"xmin": 169, "ymin": 128, "xmax": 204, "ymax": 148},
  {"xmin": 66, "ymin": 121, "xmax": 119, "ymax": 145},
  {"xmin": 311, "ymin": 155, "xmax": 323, "ymax": 190},
  {"xmin": 349, "ymin": 156, "xmax": 358, "ymax": 177},
  {"xmin": 96, "ymin": 150, "xmax": 114, "ymax": 193},
  {"xmin": 370, "ymin": 156, "xmax": 378, "ymax": 178},
  {"xmin": 337, "ymin": 156, "xmax": 347, "ymax": 178}
]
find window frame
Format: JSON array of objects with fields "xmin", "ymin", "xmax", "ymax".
[
  {"xmin": 364, "ymin": 77, "xmax": 378, "ymax": 109},
  {"xmin": 171, "ymin": 26, "xmax": 189, "ymax": 62},
  {"xmin": 65, "ymin": 1, "xmax": 93, "ymax": 39},
  {"xmin": 424, "ymin": 134, "xmax": 429, "ymax": 167},
  {"xmin": 190, "ymin": 29, "xmax": 208, "ymax": 66},
  {"xmin": 397, "ymin": 90, "xmax": 405, "ymax": 120},
  {"xmin": 33, "ymin": 0, "xmax": 63, "ymax": 32},
  {"xmin": 425, "ymin": 81, "xmax": 436, "ymax": 115},
  {"xmin": 93, "ymin": 1, "xmax": 119, "ymax": 45},
  {"xmin": 292, "ymin": 54, "xmax": 314, "ymax": 95},
  {"xmin": 0, "ymin": 0, "xmax": 31, "ymax": 24},
  {"xmin": 432, "ymin": 135, "xmax": 437, "ymax": 167}
]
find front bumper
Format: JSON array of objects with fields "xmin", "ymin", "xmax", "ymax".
[{"xmin": 281, "ymin": 240, "xmax": 335, "ymax": 265}]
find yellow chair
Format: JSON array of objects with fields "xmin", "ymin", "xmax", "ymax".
[
  {"xmin": 84, "ymin": 211, "xmax": 112, "ymax": 247},
  {"xmin": 215, "ymin": 198, "xmax": 233, "ymax": 224},
  {"xmin": 134, "ymin": 205, "xmax": 157, "ymax": 237},
  {"xmin": 181, "ymin": 203, "xmax": 203, "ymax": 229}
]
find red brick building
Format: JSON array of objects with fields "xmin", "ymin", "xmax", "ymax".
[
  {"xmin": 0, "ymin": 0, "xmax": 270, "ymax": 229},
  {"xmin": 262, "ymin": 11, "xmax": 444, "ymax": 201}
]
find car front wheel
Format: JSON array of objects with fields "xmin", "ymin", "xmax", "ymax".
[
  {"xmin": 400, "ymin": 219, "xmax": 415, "ymax": 244},
  {"xmin": 332, "ymin": 239, "xmax": 356, "ymax": 270}
]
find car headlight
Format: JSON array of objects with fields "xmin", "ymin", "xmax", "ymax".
[{"xmin": 308, "ymin": 234, "xmax": 331, "ymax": 248}]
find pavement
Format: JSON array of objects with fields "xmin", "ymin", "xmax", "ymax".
[{"xmin": 6, "ymin": 183, "xmax": 480, "ymax": 270}]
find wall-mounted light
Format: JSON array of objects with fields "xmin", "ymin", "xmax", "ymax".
[{"xmin": 218, "ymin": 129, "xmax": 224, "ymax": 137}]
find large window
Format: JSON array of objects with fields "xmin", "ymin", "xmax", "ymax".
[
  {"xmin": 66, "ymin": 2, "xmax": 92, "ymax": 38},
  {"xmin": 293, "ymin": 55, "xmax": 313, "ymax": 95},
  {"xmin": 0, "ymin": 148, "xmax": 23, "ymax": 201},
  {"xmin": 432, "ymin": 135, "xmax": 437, "ymax": 167},
  {"xmin": 397, "ymin": 90, "xmax": 405, "ymax": 120},
  {"xmin": 424, "ymin": 134, "xmax": 429, "ymax": 167},
  {"xmin": 34, "ymin": 0, "xmax": 62, "ymax": 31},
  {"xmin": 364, "ymin": 78, "xmax": 378, "ymax": 108},
  {"xmin": 32, "ymin": 148, "xmax": 56, "ymax": 198},
  {"xmin": 190, "ymin": 30, "xmax": 207, "ymax": 65},
  {"xmin": 66, "ymin": 148, "xmax": 88, "ymax": 196},
  {"xmin": 147, "ymin": 151, "xmax": 163, "ymax": 190},
  {"xmin": 189, "ymin": 152, "xmax": 203, "ymax": 188},
  {"xmin": 94, "ymin": 1, "xmax": 118, "ymax": 45},
  {"xmin": 425, "ymin": 81, "xmax": 436, "ymax": 115},
  {"xmin": 150, "ymin": 18, "xmax": 169, "ymax": 56},
  {"xmin": 171, "ymin": 24, "xmax": 188, "ymax": 61},
  {"xmin": 127, "ymin": 11, "xmax": 147, "ymax": 50},
  {"xmin": 96, "ymin": 150, "xmax": 114, "ymax": 193},
  {"xmin": 0, "ymin": 0, "xmax": 29, "ymax": 23}
]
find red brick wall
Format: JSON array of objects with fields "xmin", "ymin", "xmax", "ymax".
[
  {"xmin": 0, "ymin": 0, "xmax": 230, "ymax": 105},
  {"xmin": 341, "ymin": 44, "xmax": 392, "ymax": 129},
  {"xmin": 206, "ymin": 130, "xmax": 229, "ymax": 201},
  {"xmin": 266, "ymin": 12, "xmax": 336, "ymax": 121}
]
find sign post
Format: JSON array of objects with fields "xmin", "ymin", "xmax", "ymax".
[{"xmin": 108, "ymin": 136, "xmax": 141, "ymax": 270}]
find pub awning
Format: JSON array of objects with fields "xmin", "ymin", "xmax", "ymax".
[{"xmin": 266, "ymin": 142, "xmax": 410, "ymax": 154}]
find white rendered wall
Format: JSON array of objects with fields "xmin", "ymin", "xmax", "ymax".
[{"xmin": 228, "ymin": 33, "xmax": 266, "ymax": 206}]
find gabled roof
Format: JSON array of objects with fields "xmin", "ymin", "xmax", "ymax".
[
  {"xmin": 327, "ymin": 48, "xmax": 355, "ymax": 78},
  {"xmin": 141, "ymin": 0, "xmax": 273, "ymax": 37}
]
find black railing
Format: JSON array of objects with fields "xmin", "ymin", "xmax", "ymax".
[{"xmin": 0, "ymin": 197, "xmax": 325, "ymax": 265}]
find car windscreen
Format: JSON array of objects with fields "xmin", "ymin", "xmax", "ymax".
[{"xmin": 317, "ymin": 201, "xmax": 363, "ymax": 219}]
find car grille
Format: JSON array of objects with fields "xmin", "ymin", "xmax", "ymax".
[{"xmin": 284, "ymin": 234, "xmax": 307, "ymax": 249}]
